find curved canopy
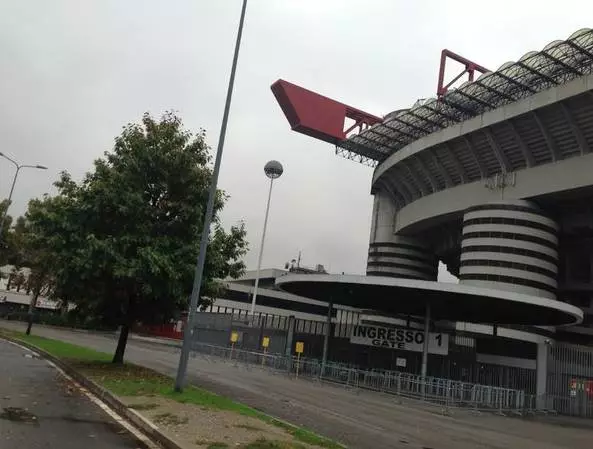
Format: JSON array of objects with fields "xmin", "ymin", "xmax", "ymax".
[{"xmin": 276, "ymin": 273, "xmax": 583, "ymax": 326}]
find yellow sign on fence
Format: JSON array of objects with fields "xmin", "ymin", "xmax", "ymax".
[
  {"xmin": 295, "ymin": 341, "xmax": 304, "ymax": 354},
  {"xmin": 262, "ymin": 336, "xmax": 270, "ymax": 348},
  {"xmin": 230, "ymin": 331, "xmax": 239, "ymax": 343}
]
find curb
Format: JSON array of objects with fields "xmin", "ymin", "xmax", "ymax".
[
  {"xmin": 1, "ymin": 334, "xmax": 185, "ymax": 449},
  {"xmin": 130, "ymin": 333, "xmax": 182, "ymax": 348}
]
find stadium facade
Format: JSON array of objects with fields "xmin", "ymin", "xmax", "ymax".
[{"xmin": 268, "ymin": 29, "xmax": 593, "ymax": 412}]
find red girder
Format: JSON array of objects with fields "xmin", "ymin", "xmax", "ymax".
[
  {"xmin": 270, "ymin": 50, "xmax": 487, "ymax": 153},
  {"xmin": 437, "ymin": 49, "xmax": 489, "ymax": 98},
  {"xmin": 271, "ymin": 79, "xmax": 382, "ymax": 145}
]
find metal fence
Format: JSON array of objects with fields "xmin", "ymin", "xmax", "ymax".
[
  {"xmin": 138, "ymin": 310, "xmax": 593, "ymax": 417},
  {"xmin": 546, "ymin": 342, "xmax": 593, "ymax": 417},
  {"xmin": 188, "ymin": 341, "xmax": 529, "ymax": 415}
]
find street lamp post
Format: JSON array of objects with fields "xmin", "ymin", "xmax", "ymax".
[
  {"xmin": 0, "ymin": 152, "xmax": 47, "ymax": 240},
  {"xmin": 174, "ymin": 0, "xmax": 248, "ymax": 392},
  {"xmin": 250, "ymin": 160, "xmax": 283, "ymax": 316}
]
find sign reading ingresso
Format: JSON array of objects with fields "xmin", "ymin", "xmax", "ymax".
[{"xmin": 350, "ymin": 324, "xmax": 449, "ymax": 355}]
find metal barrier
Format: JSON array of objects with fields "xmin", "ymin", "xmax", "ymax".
[
  {"xmin": 188, "ymin": 341, "xmax": 528, "ymax": 414},
  {"xmin": 545, "ymin": 342, "xmax": 593, "ymax": 418},
  {"xmin": 521, "ymin": 393, "xmax": 593, "ymax": 418}
]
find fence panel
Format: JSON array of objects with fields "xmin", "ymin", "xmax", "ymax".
[
  {"xmin": 186, "ymin": 341, "xmax": 528, "ymax": 414},
  {"xmin": 546, "ymin": 342, "xmax": 593, "ymax": 417}
]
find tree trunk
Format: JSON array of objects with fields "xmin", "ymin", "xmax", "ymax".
[
  {"xmin": 25, "ymin": 288, "xmax": 41, "ymax": 336},
  {"xmin": 25, "ymin": 312, "xmax": 34, "ymax": 335},
  {"xmin": 60, "ymin": 298, "xmax": 69, "ymax": 316},
  {"xmin": 112, "ymin": 296, "xmax": 135, "ymax": 364},
  {"xmin": 112, "ymin": 323, "xmax": 130, "ymax": 364}
]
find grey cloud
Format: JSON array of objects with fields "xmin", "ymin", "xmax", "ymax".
[{"xmin": 1, "ymin": 0, "xmax": 591, "ymax": 278}]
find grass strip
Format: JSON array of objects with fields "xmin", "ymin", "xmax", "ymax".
[
  {"xmin": 16, "ymin": 333, "xmax": 112, "ymax": 362},
  {"xmin": 2, "ymin": 330, "xmax": 343, "ymax": 449}
]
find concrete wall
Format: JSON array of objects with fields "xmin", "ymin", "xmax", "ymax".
[{"xmin": 394, "ymin": 152, "xmax": 593, "ymax": 233}]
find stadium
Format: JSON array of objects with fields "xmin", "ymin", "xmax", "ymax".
[{"xmin": 266, "ymin": 28, "xmax": 593, "ymax": 415}]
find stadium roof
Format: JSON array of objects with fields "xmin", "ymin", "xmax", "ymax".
[{"xmin": 338, "ymin": 28, "xmax": 593, "ymax": 166}]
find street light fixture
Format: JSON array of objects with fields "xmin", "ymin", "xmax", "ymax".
[
  {"xmin": 250, "ymin": 160, "xmax": 283, "ymax": 316},
  {"xmin": 0, "ymin": 152, "xmax": 48, "ymax": 239}
]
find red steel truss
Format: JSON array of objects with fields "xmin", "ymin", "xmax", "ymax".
[
  {"xmin": 437, "ymin": 49, "xmax": 489, "ymax": 98},
  {"xmin": 271, "ymin": 79, "xmax": 382, "ymax": 145}
]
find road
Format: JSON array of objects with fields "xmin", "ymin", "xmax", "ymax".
[
  {"xmin": 0, "ymin": 338, "xmax": 144, "ymax": 449},
  {"xmin": 2, "ymin": 320, "xmax": 593, "ymax": 449}
]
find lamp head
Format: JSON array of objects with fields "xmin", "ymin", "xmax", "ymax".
[{"xmin": 264, "ymin": 160, "xmax": 283, "ymax": 180}]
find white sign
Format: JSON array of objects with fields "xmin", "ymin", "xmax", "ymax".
[{"xmin": 350, "ymin": 324, "xmax": 449, "ymax": 355}]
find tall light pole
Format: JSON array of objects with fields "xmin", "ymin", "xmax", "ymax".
[
  {"xmin": 250, "ymin": 160, "xmax": 283, "ymax": 316},
  {"xmin": 0, "ymin": 152, "xmax": 47, "ymax": 240},
  {"xmin": 174, "ymin": 0, "xmax": 248, "ymax": 392}
]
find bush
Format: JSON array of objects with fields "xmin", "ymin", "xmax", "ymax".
[
  {"xmin": 37, "ymin": 312, "xmax": 117, "ymax": 331},
  {"xmin": 0, "ymin": 308, "xmax": 117, "ymax": 332}
]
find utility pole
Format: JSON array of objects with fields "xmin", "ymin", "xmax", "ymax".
[{"xmin": 174, "ymin": 0, "xmax": 248, "ymax": 392}]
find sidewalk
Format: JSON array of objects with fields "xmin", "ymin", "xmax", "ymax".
[{"xmin": 0, "ymin": 339, "xmax": 143, "ymax": 449}]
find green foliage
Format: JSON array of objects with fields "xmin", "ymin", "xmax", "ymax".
[
  {"xmin": 33, "ymin": 311, "xmax": 117, "ymax": 331},
  {"xmin": 23, "ymin": 112, "xmax": 248, "ymax": 361},
  {"xmin": 0, "ymin": 199, "xmax": 20, "ymax": 266},
  {"xmin": 0, "ymin": 199, "xmax": 12, "ymax": 243},
  {"xmin": 0, "ymin": 204, "xmax": 54, "ymax": 337}
]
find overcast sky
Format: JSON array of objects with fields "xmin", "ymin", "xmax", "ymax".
[{"xmin": 1, "ymin": 1, "xmax": 591, "ymax": 279}]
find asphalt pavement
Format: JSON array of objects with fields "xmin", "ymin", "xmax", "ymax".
[
  {"xmin": 0, "ymin": 338, "xmax": 143, "ymax": 449},
  {"xmin": 3, "ymin": 320, "xmax": 593, "ymax": 449}
]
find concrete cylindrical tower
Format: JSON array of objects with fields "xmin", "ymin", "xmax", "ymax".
[
  {"xmin": 367, "ymin": 236, "xmax": 438, "ymax": 280},
  {"xmin": 367, "ymin": 191, "xmax": 437, "ymax": 280},
  {"xmin": 459, "ymin": 200, "xmax": 559, "ymax": 299}
]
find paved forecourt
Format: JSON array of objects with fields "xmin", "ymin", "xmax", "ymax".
[
  {"xmin": 0, "ymin": 338, "xmax": 143, "ymax": 449},
  {"xmin": 2, "ymin": 320, "xmax": 593, "ymax": 449}
]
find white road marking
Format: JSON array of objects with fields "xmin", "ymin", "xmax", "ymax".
[{"xmin": 5, "ymin": 339, "xmax": 159, "ymax": 449}]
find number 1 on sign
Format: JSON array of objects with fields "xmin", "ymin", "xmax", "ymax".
[{"xmin": 436, "ymin": 334, "xmax": 442, "ymax": 346}]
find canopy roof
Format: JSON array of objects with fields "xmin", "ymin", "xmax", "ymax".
[
  {"xmin": 276, "ymin": 273, "xmax": 584, "ymax": 326},
  {"xmin": 339, "ymin": 28, "xmax": 593, "ymax": 166}
]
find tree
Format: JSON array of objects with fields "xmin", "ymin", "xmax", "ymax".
[
  {"xmin": 0, "ymin": 199, "xmax": 14, "ymax": 265},
  {"xmin": 26, "ymin": 112, "xmax": 248, "ymax": 363},
  {"xmin": 1, "ymin": 199, "xmax": 57, "ymax": 334}
]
